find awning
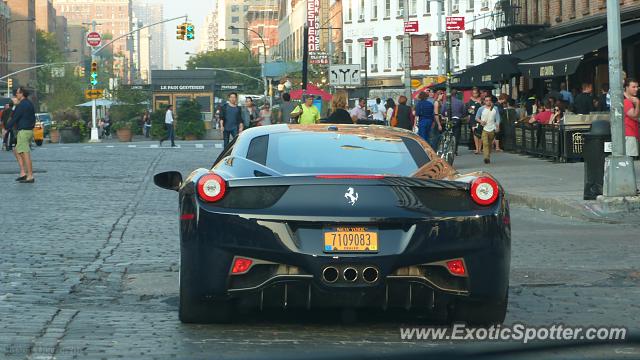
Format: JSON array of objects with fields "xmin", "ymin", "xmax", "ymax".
[
  {"xmin": 457, "ymin": 55, "xmax": 520, "ymax": 84},
  {"xmin": 518, "ymin": 20, "xmax": 640, "ymax": 78}
]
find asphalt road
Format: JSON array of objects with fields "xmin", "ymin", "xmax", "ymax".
[{"xmin": 0, "ymin": 141, "xmax": 638, "ymax": 359}]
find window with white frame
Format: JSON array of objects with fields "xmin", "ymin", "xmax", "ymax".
[
  {"xmin": 501, "ymin": 37, "xmax": 506, "ymax": 54},
  {"xmin": 372, "ymin": 41, "xmax": 379, "ymax": 71},
  {"xmin": 360, "ymin": 43, "xmax": 366, "ymax": 71},
  {"xmin": 410, "ymin": 0, "xmax": 417, "ymax": 15},
  {"xmin": 452, "ymin": 0, "xmax": 460, "ymax": 12},
  {"xmin": 397, "ymin": 39, "xmax": 404, "ymax": 69},
  {"xmin": 468, "ymin": 40, "xmax": 474, "ymax": 64},
  {"xmin": 397, "ymin": 0, "xmax": 405, "ymax": 16},
  {"xmin": 424, "ymin": 0, "xmax": 431, "ymax": 14},
  {"xmin": 481, "ymin": 0, "xmax": 489, "ymax": 9},
  {"xmin": 346, "ymin": 43, "xmax": 353, "ymax": 64},
  {"xmin": 484, "ymin": 39, "xmax": 490, "ymax": 58},
  {"xmin": 373, "ymin": 0, "xmax": 378, "ymax": 19},
  {"xmin": 385, "ymin": 0, "xmax": 391, "ymax": 17},
  {"xmin": 454, "ymin": 46, "xmax": 460, "ymax": 67},
  {"xmin": 468, "ymin": 0, "xmax": 474, "ymax": 10},
  {"xmin": 384, "ymin": 39, "xmax": 391, "ymax": 69},
  {"xmin": 359, "ymin": 0, "xmax": 365, "ymax": 20},
  {"xmin": 347, "ymin": 1, "xmax": 352, "ymax": 21}
]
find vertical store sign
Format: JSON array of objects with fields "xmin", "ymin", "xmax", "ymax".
[{"xmin": 307, "ymin": 0, "xmax": 320, "ymax": 52}]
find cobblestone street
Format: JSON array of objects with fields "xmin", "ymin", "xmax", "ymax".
[{"xmin": 1, "ymin": 141, "xmax": 639, "ymax": 359}]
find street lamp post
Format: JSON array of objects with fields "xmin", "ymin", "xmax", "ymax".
[
  {"xmin": 228, "ymin": 26, "xmax": 269, "ymax": 108},
  {"xmin": 603, "ymin": 0, "xmax": 637, "ymax": 197},
  {"xmin": 218, "ymin": 39, "xmax": 253, "ymax": 61}
]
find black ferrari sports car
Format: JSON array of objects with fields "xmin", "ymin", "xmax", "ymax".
[{"xmin": 154, "ymin": 124, "xmax": 511, "ymax": 324}]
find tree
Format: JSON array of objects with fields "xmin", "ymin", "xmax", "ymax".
[
  {"xmin": 36, "ymin": 30, "xmax": 85, "ymax": 112},
  {"xmin": 185, "ymin": 49, "xmax": 263, "ymax": 94}
]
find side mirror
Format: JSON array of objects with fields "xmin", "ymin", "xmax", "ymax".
[{"xmin": 154, "ymin": 171, "xmax": 182, "ymax": 191}]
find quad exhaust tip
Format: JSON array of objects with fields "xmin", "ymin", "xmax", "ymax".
[
  {"xmin": 343, "ymin": 267, "xmax": 358, "ymax": 282},
  {"xmin": 362, "ymin": 267, "xmax": 379, "ymax": 283},
  {"xmin": 322, "ymin": 266, "xmax": 339, "ymax": 283}
]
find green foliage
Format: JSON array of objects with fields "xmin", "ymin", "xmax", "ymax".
[
  {"xmin": 110, "ymin": 106, "xmax": 144, "ymax": 134},
  {"xmin": 185, "ymin": 49, "xmax": 262, "ymax": 94},
  {"xmin": 112, "ymin": 117, "xmax": 140, "ymax": 134},
  {"xmin": 176, "ymin": 99, "xmax": 205, "ymax": 139},
  {"xmin": 51, "ymin": 108, "xmax": 88, "ymax": 139}
]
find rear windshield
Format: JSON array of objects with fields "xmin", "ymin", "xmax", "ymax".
[{"xmin": 250, "ymin": 132, "xmax": 429, "ymax": 176}]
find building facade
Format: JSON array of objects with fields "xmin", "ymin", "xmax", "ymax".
[
  {"xmin": 6, "ymin": 0, "xmax": 38, "ymax": 89},
  {"xmin": 277, "ymin": 0, "xmax": 330, "ymax": 62},
  {"xmin": 55, "ymin": 15, "xmax": 69, "ymax": 53},
  {"xmin": 36, "ymin": 0, "xmax": 57, "ymax": 33},
  {"xmin": 67, "ymin": 24, "xmax": 86, "ymax": 66},
  {"xmin": 0, "ymin": 2, "xmax": 10, "ymax": 84},
  {"xmin": 329, "ymin": 0, "xmax": 344, "ymax": 64},
  {"xmin": 199, "ymin": 10, "xmax": 220, "ymax": 53},
  {"xmin": 245, "ymin": 4, "xmax": 279, "ymax": 60},
  {"xmin": 341, "ymin": 0, "xmax": 508, "ymax": 94},
  {"xmin": 132, "ymin": 0, "xmax": 164, "ymax": 70},
  {"xmin": 52, "ymin": 0, "xmax": 132, "ymax": 62}
]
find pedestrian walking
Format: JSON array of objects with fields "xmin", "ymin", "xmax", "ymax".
[
  {"xmin": 258, "ymin": 104, "xmax": 272, "ymax": 126},
  {"xmin": 372, "ymin": 98, "xmax": 386, "ymax": 123},
  {"xmin": 160, "ymin": 104, "xmax": 176, "ymax": 147},
  {"xmin": 142, "ymin": 109, "xmax": 151, "ymax": 138},
  {"xmin": 415, "ymin": 91, "xmax": 435, "ymax": 145},
  {"xmin": 280, "ymin": 93, "xmax": 296, "ymax": 124},
  {"xmin": 290, "ymin": 95, "xmax": 320, "ymax": 125},
  {"xmin": 476, "ymin": 95, "xmax": 501, "ymax": 164},
  {"xmin": 431, "ymin": 91, "xmax": 445, "ymax": 149},
  {"xmin": 1, "ymin": 103, "xmax": 12, "ymax": 150},
  {"xmin": 467, "ymin": 87, "xmax": 483, "ymax": 154},
  {"xmin": 326, "ymin": 91, "xmax": 353, "ymax": 124},
  {"xmin": 219, "ymin": 92, "xmax": 244, "ymax": 148},
  {"xmin": 390, "ymin": 95, "xmax": 415, "ymax": 131},
  {"xmin": 384, "ymin": 98, "xmax": 396, "ymax": 126},
  {"xmin": 242, "ymin": 97, "xmax": 260, "ymax": 129},
  {"xmin": 6, "ymin": 87, "xmax": 36, "ymax": 183},
  {"xmin": 623, "ymin": 78, "xmax": 639, "ymax": 158}
]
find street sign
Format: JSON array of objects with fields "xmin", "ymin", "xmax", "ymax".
[
  {"xmin": 451, "ymin": 38, "xmax": 461, "ymax": 47},
  {"xmin": 329, "ymin": 64, "xmax": 361, "ymax": 87},
  {"xmin": 450, "ymin": 31, "xmax": 463, "ymax": 40},
  {"xmin": 411, "ymin": 34, "xmax": 430, "ymax": 70},
  {"xmin": 430, "ymin": 40, "xmax": 447, "ymax": 46},
  {"xmin": 446, "ymin": 17, "xmax": 465, "ymax": 31},
  {"xmin": 84, "ymin": 89, "xmax": 104, "ymax": 100},
  {"xmin": 310, "ymin": 51, "xmax": 329, "ymax": 65},
  {"xmin": 364, "ymin": 38, "xmax": 374, "ymax": 48},
  {"xmin": 86, "ymin": 32, "xmax": 102, "ymax": 47},
  {"xmin": 404, "ymin": 20, "xmax": 419, "ymax": 33}
]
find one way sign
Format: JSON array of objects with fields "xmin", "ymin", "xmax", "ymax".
[{"xmin": 329, "ymin": 64, "xmax": 361, "ymax": 86}]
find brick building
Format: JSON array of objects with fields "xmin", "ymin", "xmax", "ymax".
[
  {"xmin": 0, "ymin": 2, "xmax": 9, "ymax": 86},
  {"xmin": 6, "ymin": 0, "xmax": 37, "ymax": 89},
  {"xmin": 245, "ymin": 4, "xmax": 279, "ymax": 61}
]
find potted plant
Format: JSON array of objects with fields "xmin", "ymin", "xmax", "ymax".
[
  {"xmin": 52, "ymin": 108, "xmax": 85, "ymax": 143},
  {"xmin": 49, "ymin": 121, "xmax": 60, "ymax": 143},
  {"xmin": 175, "ymin": 99, "xmax": 205, "ymax": 140},
  {"xmin": 112, "ymin": 118, "xmax": 139, "ymax": 142}
]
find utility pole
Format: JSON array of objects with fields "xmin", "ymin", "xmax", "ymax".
[
  {"xmin": 446, "ymin": 0, "xmax": 452, "ymax": 126},
  {"xmin": 364, "ymin": 45, "xmax": 368, "ymax": 102},
  {"xmin": 403, "ymin": 2, "xmax": 412, "ymax": 105},
  {"xmin": 90, "ymin": 21, "xmax": 99, "ymax": 142},
  {"xmin": 437, "ymin": 0, "xmax": 445, "ymax": 77},
  {"xmin": 328, "ymin": 25, "xmax": 334, "ymax": 94},
  {"xmin": 302, "ymin": 23, "xmax": 309, "ymax": 94},
  {"xmin": 603, "ymin": 0, "xmax": 637, "ymax": 197}
]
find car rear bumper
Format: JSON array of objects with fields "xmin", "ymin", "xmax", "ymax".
[{"xmin": 182, "ymin": 202, "xmax": 510, "ymax": 308}]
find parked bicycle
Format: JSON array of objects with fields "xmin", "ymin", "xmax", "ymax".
[{"xmin": 437, "ymin": 118, "xmax": 457, "ymax": 165}]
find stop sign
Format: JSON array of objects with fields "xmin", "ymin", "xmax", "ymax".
[{"xmin": 86, "ymin": 32, "xmax": 102, "ymax": 47}]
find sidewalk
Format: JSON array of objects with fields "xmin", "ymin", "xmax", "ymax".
[{"xmin": 454, "ymin": 149, "xmax": 640, "ymax": 222}]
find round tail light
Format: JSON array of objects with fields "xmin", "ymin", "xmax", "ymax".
[
  {"xmin": 197, "ymin": 174, "xmax": 226, "ymax": 202},
  {"xmin": 470, "ymin": 176, "xmax": 499, "ymax": 206}
]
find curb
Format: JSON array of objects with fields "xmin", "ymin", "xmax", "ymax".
[{"xmin": 505, "ymin": 192, "xmax": 625, "ymax": 223}]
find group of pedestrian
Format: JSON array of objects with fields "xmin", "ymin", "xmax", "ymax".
[{"xmin": 0, "ymin": 87, "xmax": 37, "ymax": 183}]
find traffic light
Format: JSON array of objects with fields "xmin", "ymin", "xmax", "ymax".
[
  {"xmin": 80, "ymin": 67, "xmax": 85, "ymax": 78},
  {"xmin": 186, "ymin": 23, "xmax": 195, "ymax": 41},
  {"xmin": 176, "ymin": 23, "xmax": 186, "ymax": 40},
  {"xmin": 7, "ymin": 78, "xmax": 12, "ymax": 88},
  {"xmin": 90, "ymin": 60, "xmax": 98, "ymax": 86}
]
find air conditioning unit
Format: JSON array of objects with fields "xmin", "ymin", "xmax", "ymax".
[
  {"xmin": 481, "ymin": 0, "xmax": 489, "ymax": 8},
  {"xmin": 359, "ymin": 14, "xmax": 364, "ymax": 21},
  {"xmin": 397, "ymin": 9, "xmax": 404, "ymax": 17},
  {"xmin": 452, "ymin": 4, "xmax": 459, "ymax": 12}
]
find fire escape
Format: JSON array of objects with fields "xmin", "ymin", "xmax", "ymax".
[{"xmin": 470, "ymin": 0, "xmax": 549, "ymax": 40}]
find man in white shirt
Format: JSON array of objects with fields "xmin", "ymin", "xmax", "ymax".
[
  {"xmin": 350, "ymin": 98, "xmax": 368, "ymax": 123},
  {"xmin": 160, "ymin": 104, "xmax": 176, "ymax": 147},
  {"xmin": 372, "ymin": 98, "xmax": 385, "ymax": 122},
  {"xmin": 476, "ymin": 95, "xmax": 501, "ymax": 164}
]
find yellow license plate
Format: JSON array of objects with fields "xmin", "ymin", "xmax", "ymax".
[{"xmin": 323, "ymin": 227, "xmax": 378, "ymax": 253}]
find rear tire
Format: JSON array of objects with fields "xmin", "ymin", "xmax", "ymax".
[
  {"xmin": 178, "ymin": 257, "xmax": 233, "ymax": 324},
  {"xmin": 35, "ymin": 140, "xmax": 43, "ymax": 146},
  {"xmin": 451, "ymin": 294, "xmax": 508, "ymax": 326}
]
